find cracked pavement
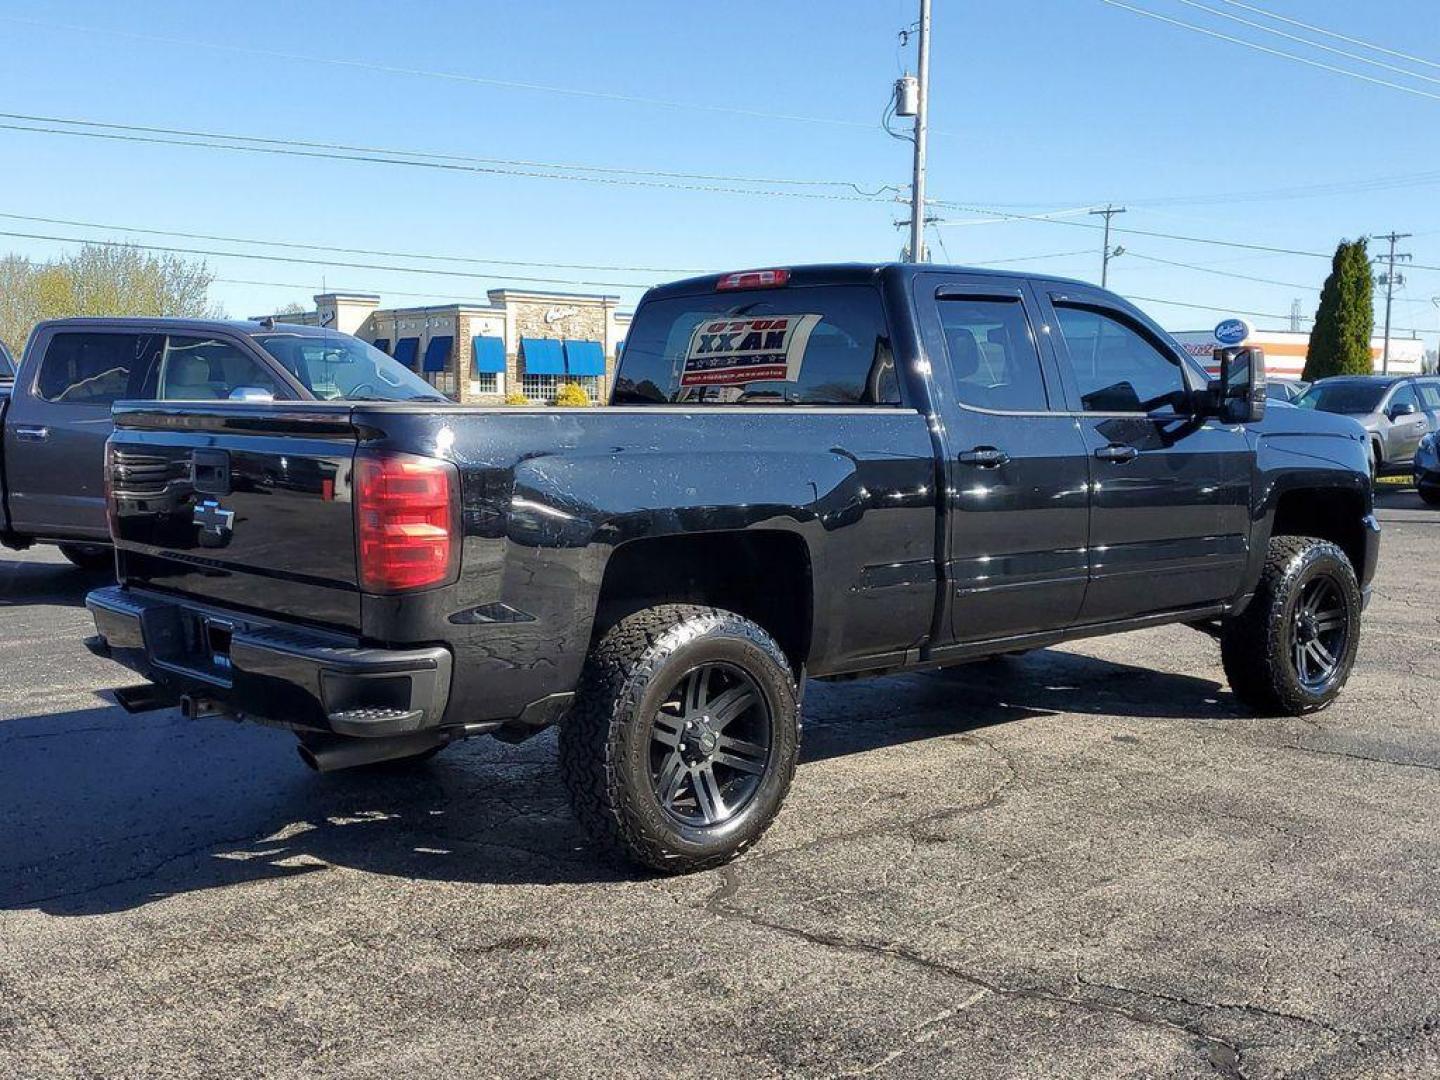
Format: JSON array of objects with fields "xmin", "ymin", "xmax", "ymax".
[{"xmin": 1, "ymin": 488, "xmax": 1437, "ymax": 1079}]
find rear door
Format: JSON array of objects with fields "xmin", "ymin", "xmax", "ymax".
[
  {"xmin": 4, "ymin": 328, "xmax": 161, "ymax": 539},
  {"xmin": 913, "ymin": 272, "xmax": 1091, "ymax": 644},
  {"xmin": 1037, "ymin": 286, "xmax": 1252, "ymax": 623},
  {"xmin": 1416, "ymin": 379, "xmax": 1440, "ymax": 441}
]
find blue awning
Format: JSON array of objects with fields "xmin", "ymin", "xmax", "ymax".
[
  {"xmin": 372, "ymin": 337, "xmax": 391, "ymax": 355},
  {"xmin": 472, "ymin": 335, "xmax": 506, "ymax": 374},
  {"xmin": 423, "ymin": 336, "xmax": 453, "ymax": 373},
  {"xmin": 393, "ymin": 337, "xmax": 420, "ymax": 370},
  {"xmin": 564, "ymin": 340, "xmax": 605, "ymax": 376},
  {"xmin": 520, "ymin": 337, "xmax": 565, "ymax": 375}
]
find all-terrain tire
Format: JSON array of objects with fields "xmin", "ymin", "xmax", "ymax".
[
  {"xmin": 1220, "ymin": 536, "xmax": 1362, "ymax": 716},
  {"xmin": 559, "ymin": 604, "xmax": 800, "ymax": 874},
  {"xmin": 57, "ymin": 543, "xmax": 113, "ymax": 572}
]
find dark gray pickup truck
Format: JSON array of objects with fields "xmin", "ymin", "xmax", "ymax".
[
  {"xmin": 86, "ymin": 264, "xmax": 1379, "ymax": 873},
  {"xmin": 1, "ymin": 317, "xmax": 440, "ymax": 568}
]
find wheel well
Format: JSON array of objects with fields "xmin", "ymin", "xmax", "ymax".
[
  {"xmin": 593, "ymin": 531, "xmax": 813, "ymax": 672},
  {"xmin": 1270, "ymin": 488, "xmax": 1367, "ymax": 573}
]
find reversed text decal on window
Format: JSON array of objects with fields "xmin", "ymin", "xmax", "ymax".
[{"xmin": 680, "ymin": 314, "xmax": 822, "ymax": 387}]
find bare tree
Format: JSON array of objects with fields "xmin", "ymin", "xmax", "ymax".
[{"xmin": 0, "ymin": 244, "xmax": 222, "ymax": 356}]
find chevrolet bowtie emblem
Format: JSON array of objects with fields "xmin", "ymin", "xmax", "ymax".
[{"xmin": 193, "ymin": 499, "xmax": 235, "ymax": 544}]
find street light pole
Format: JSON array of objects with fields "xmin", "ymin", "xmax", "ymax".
[{"xmin": 907, "ymin": 0, "xmax": 931, "ymax": 264}]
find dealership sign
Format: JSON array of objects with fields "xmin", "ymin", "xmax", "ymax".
[
  {"xmin": 1213, "ymin": 318, "xmax": 1252, "ymax": 346},
  {"xmin": 680, "ymin": 314, "xmax": 821, "ymax": 387}
]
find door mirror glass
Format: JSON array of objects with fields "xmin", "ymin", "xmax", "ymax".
[
  {"xmin": 1212, "ymin": 346, "xmax": 1266, "ymax": 423},
  {"xmin": 228, "ymin": 386, "xmax": 275, "ymax": 402}
]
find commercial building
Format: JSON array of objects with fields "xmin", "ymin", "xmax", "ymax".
[
  {"xmin": 1170, "ymin": 323, "xmax": 1426, "ymax": 379},
  {"xmin": 265, "ymin": 289, "xmax": 632, "ymax": 404}
]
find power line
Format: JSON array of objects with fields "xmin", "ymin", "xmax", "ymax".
[
  {"xmin": 0, "ymin": 115, "xmax": 896, "ymax": 204},
  {"xmin": 1171, "ymin": 0, "xmax": 1440, "ymax": 86},
  {"xmin": 1096, "ymin": 0, "xmax": 1440, "ymax": 102},
  {"xmin": 1124, "ymin": 250, "xmax": 1321, "ymax": 291},
  {"xmin": 1214, "ymin": 0, "xmax": 1440, "ymax": 72},
  {"xmin": 0, "ymin": 229, "xmax": 654, "ymax": 290},
  {"xmin": 0, "ymin": 110, "xmax": 890, "ymax": 193},
  {"xmin": 0, "ymin": 15, "xmax": 876, "ymax": 131},
  {"xmin": 0, "ymin": 212, "xmax": 698, "ymax": 275}
]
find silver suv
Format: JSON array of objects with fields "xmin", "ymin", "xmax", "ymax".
[{"xmin": 1296, "ymin": 375, "xmax": 1440, "ymax": 475}]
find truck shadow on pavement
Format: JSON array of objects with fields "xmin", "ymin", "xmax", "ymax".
[
  {"xmin": 0, "ymin": 554, "xmax": 108, "ymax": 609},
  {"xmin": 0, "ymin": 651, "xmax": 1233, "ymax": 917}
]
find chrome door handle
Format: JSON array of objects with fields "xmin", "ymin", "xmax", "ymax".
[
  {"xmin": 1095, "ymin": 443, "xmax": 1138, "ymax": 463},
  {"xmin": 958, "ymin": 446, "xmax": 1009, "ymax": 468},
  {"xmin": 14, "ymin": 425, "xmax": 49, "ymax": 441}
]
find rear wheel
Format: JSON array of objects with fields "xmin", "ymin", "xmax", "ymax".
[
  {"xmin": 57, "ymin": 543, "xmax": 112, "ymax": 572},
  {"xmin": 559, "ymin": 604, "xmax": 800, "ymax": 874},
  {"xmin": 1420, "ymin": 486, "xmax": 1440, "ymax": 507},
  {"xmin": 1220, "ymin": 536, "xmax": 1361, "ymax": 715}
]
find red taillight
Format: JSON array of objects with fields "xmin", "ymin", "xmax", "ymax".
[
  {"xmin": 355, "ymin": 452, "xmax": 459, "ymax": 593},
  {"xmin": 715, "ymin": 268, "xmax": 790, "ymax": 291}
]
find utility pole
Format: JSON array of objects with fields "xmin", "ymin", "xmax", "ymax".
[
  {"xmin": 1375, "ymin": 230, "xmax": 1412, "ymax": 374},
  {"xmin": 907, "ymin": 0, "xmax": 931, "ymax": 264},
  {"xmin": 1089, "ymin": 204, "xmax": 1126, "ymax": 287}
]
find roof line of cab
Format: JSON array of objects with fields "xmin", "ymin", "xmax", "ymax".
[
  {"xmin": 31, "ymin": 316, "xmax": 335, "ymax": 337},
  {"xmin": 642, "ymin": 261, "xmax": 1098, "ymax": 301}
]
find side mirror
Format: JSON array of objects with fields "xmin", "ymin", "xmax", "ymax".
[
  {"xmin": 1209, "ymin": 346, "xmax": 1266, "ymax": 423},
  {"xmin": 1389, "ymin": 400, "xmax": 1417, "ymax": 419},
  {"xmin": 228, "ymin": 386, "xmax": 274, "ymax": 403}
]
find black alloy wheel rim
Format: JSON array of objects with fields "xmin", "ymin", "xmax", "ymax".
[
  {"xmin": 649, "ymin": 663, "xmax": 772, "ymax": 828},
  {"xmin": 1291, "ymin": 575, "xmax": 1349, "ymax": 691}
]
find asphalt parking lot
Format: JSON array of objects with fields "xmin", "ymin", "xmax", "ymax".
[{"xmin": 1, "ymin": 488, "xmax": 1436, "ymax": 1079}]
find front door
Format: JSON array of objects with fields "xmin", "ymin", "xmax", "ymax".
[
  {"xmin": 914, "ymin": 274, "xmax": 1091, "ymax": 645},
  {"xmin": 4, "ymin": 329, "xmax": 161, "ymax": 539},
  {"xmin": 1037, "ymin": 288, "xmax": 1252, "ymax": 624},
  {"xmin": 1382, "ymin": 382, "xmax": 1430, "ymax": 465}
]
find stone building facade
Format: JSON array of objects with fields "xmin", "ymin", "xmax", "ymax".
[{"xmin": 266, "ymin": 290, "xmax": 632, "ymax": 405}]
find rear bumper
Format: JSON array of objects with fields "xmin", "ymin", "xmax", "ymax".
[{"xmin": 85, "ymin": 586, "xmax": 452, "ymax": 737}]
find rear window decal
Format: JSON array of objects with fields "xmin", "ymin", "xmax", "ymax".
[{"xmin": 680, "ymin": 314, "xmax": 822, "ymax": 387}]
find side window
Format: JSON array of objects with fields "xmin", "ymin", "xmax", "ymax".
[
  {"xmin": 157, "ymin": 337, "xmax": 283, "ymax": 401},
  {"xmin": 937, "ymin": 297, "xmax": 1049, "ymax": 411},
  {"xmin": 1387, "ymin": 384, "xmax": 1418, "ymax": 413},
  {"xmin": 1417, "ymin": 382, "xmax": 1440, "ymax": 411},
  {"xmin": 36, "ymin": 332, "xmax": 157, "ymax": 405},
  {"xmin": 1054, "ymin": 305, "xmax": 1187, "ymax": 414}
]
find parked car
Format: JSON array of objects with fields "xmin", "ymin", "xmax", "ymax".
[
  {"xmin": 0, "ymin": 317, "xmax": 441, "ymax": 569},
  {"xmin": 1266, "ymin": 378, "xmax": 1309, "ymax": 404},
  {"xmin": 1294, "ymin": 374, "xmax": 1440, "ymax": 477},
  {"xmin": 85, "ymin": 264, "xmax": 1378, "ymax": 873},
  {"xmin": 1414, "ymin": 432, "xmax": 1440, "ymax": 506}
]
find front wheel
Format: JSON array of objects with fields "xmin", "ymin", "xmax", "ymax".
[
  {"xmin": 559, "ymin": 604, "xmax": 800, "ymax": 874},
  {"xmin": 1220, "ymin": 537, "xmax": 1362, "ymax": 715}
]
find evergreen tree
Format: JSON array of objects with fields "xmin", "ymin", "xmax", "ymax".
[{"xmin": 1304, "ymin": 239, "xmax": 1374, "ymax": 380}]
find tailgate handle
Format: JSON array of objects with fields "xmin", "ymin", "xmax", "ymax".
[{"xmin": 192, "ymin": 449, "xmax": 231, "ymax": 495}]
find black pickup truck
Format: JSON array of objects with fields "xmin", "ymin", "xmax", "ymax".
[
  {"xmin": 86, "ymin": 264, "xmax": 1379, "ymax": 872},
  {"xmin": 1, "ymin": 317, "xmax": 440, "ymax": 568}
]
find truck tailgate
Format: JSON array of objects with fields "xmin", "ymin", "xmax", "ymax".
[{"xmin": 108, "ymin": 402, "xmax": 362, "ymax": 632}]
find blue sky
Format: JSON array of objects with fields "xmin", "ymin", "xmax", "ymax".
[{"xmin": 1, "ymin": 0, "xmax": 1437, "ymax": 340}]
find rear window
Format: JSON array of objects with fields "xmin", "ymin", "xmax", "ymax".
[
  {"xmin": 1296, "ymin": 382, "xmax": 1386, "ymax": 415},
  {"xmin": 36, "ymin": 332, "xmax": 160, "ymax": 405},
  {"xmin": 253, "ymin": 332, "xmax": 444, "ymax": 401},
  {"xmin": 613, "ymin": 285, "xmax": 899, "ymax": 406}
]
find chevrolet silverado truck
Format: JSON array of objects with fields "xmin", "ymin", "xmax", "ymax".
[
  {"xmin": 85, "ymin": 264, "xmax": 1379, "ymax": 873},
  {"xmin": 1, "ymin": 317, "xmax": 439, "ymax": 569}
]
